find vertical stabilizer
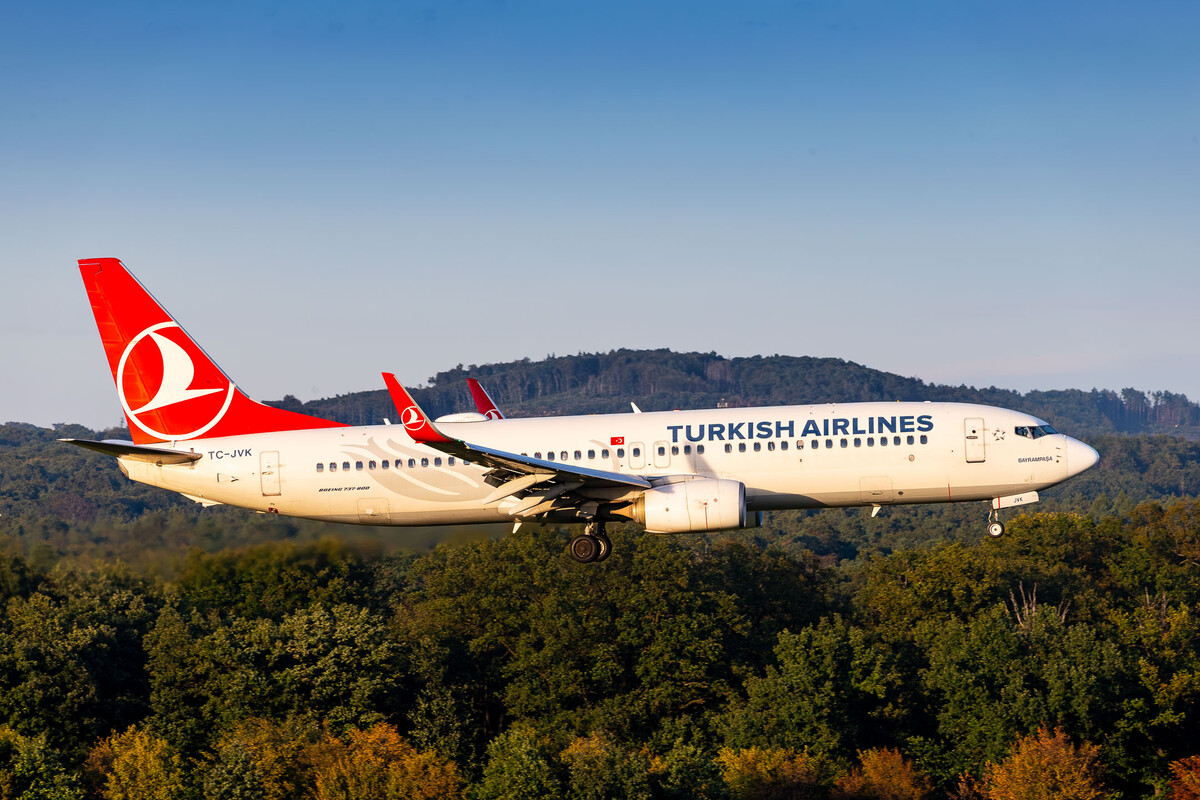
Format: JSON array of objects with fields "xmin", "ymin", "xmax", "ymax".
[{"xmin": 79, "ymin": 258, "xmax": 346, "ymax": 444}]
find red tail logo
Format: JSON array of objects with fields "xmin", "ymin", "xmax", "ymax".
[
  {"xmin": 118, "ymin": 322, "xmax": 236, "ymax": 440},
  {"xmin": 80, "ymin": 258, "xmax": 345, "ymax": 443}
]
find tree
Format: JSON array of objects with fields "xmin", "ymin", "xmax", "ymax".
[
  {"xmin": 308, "ymin": 723, "xmax": 462, "ymax": 800},
  {"xmin": 716, "ymin": 747, "xmax": 824, "ymax": 800},
  {"xmin": 83, "ymin": 726, "xmax": 184, "ymax": 800},
  {"xmin": 560, "ymin": 733, "xmax": 652, "ymax": 800},
  {"xmin": 982, "ymin": 727, "xmax": 1106, "ymax": 800},
  {"xmin": 832, "ymin": 748, "xmax": 931, "ymax": 800},
  {"xmin": 1168, "ymin": 756, "xmax": 1200, "ymax": 800},
  {"xmin": 722, "ymin": 616, "xmax": 895, "ymax": 759},
  {"xmin": 472, "ymin": 725, "xmax": 560, "ymax": 800}
]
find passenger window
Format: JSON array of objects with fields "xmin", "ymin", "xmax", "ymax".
[
  {"xmin": 697, "ymin": 445, "xmax": 705, "ymax": 454},
  {"xmin": 382, "ymin": 460, "xmax": 389, "ymax": 469},
  {"xmin": 725, "ymin": 444, "xmax": 733, "ymax": 454},
  {"xmin": 369, "ymin": 460, "xmax": 377, "ymax": 470},
  {"xmin": 408, "ymin": 459, "xmax": 416, "ymax": 468},
  {"xmin": 561, "ymin": 451, "xmax": 569, "ymax": 461},
  {"xmin": 768, "ymin": 441, "xmax": 775, "ymax": 451},
  {"xmin": 574, "ymin": 450, "xmax": 582, "ymax": 460},
  {"xmin": 449, "ymin": 457, "xmax": 456, "ymax": 466},
  {"xmin": 826, "ymin": 439, "xmax": 833, "ymax": 449},
  {"xmin": 356, "ymin": 461, "xmax": 364, "ymax": 471},
  {"xmin": 854, "ymin": 438, "xmax": 861, "ymax": 447},
  {"xmin": 683, "ymin": 445, "xmax": 691, "ymax": 455},
  {"xmin": 893, "ymin": 436, "xmax": 901, "ymax": 446},
  {"xmin": 602, "ymin": 449, "xmax": 609, "ymax": 458},
  {"xmin": 431, "ymin": 457, "xmax": 440, "ymax": 466},
  {"xmin": 671, "ymin": 446, "xmax": 679, "ymax": 456},
  {"xmin": 421, "ymin": 457, "xmax": 429, "ymax": 467},
  {"xmin": 840, "ymin": 439, "xmax": 848, "ymax": 448},
  {"xmin": 785, "ymin": 441, "xmax": 792, "ymax": 451},
  {"xmin": 617, "ymin": 448, "xmax": 625, "ymax": 458},
  {"xmin": 920, "ymin": 435, "xmax": 927, "ymax": 444},
  {"xmin": 547, "ymin": 452, "xmax": 555, "ymax": 461},
  {"xmin": 739, "ymin": 443, "xmax": 747, "ymax": 453},
  {"xmin": 907, "ymin": 435, "xmax": 915, "ymax": 445},
  {"xmin": 316, "ymin": 463, "xmax": 324, "ymax": 472},
  {"xmin": 330, "ymin": 462, "xmax": 337, "ymax": 472},
  {"xmin": 880, "ymin": 437, "xmax": 888, "ymax": 446},
  {"xmin": 343, "ymin": 462, "xmax": 351, "ymax": 472},
  {"xmin": 753, "ymin": 442, "xmax": 761, "ymax": 452},
  {"xmin": 534, "ymin": 452, "xmax": 542, "ymax": 459},
  {"xmin": 658, "ymin": 446, "xmax": 666, "ymax": 456},
  {"xmin": 867, "ymin": 437, "xmax": 874, "ymax": 447},
  {"xmin": 588, "ymin": 450, "xmax": 596, "ymax": 459},
  {"xmin": 632, "ymin": 447, "xmax": 641, "ymax": 458}
]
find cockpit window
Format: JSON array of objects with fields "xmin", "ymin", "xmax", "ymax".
[{"xmin": 1015, "ymin": 424, "xmax": 1059, "ymax": 439}]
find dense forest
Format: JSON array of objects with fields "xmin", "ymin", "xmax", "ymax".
[{"xmin": 1, "ymin": 350, "xmax": 1199, "ymax": 798}]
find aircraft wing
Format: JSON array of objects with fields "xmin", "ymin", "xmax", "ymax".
[
  {"xmin": 60, "ymin": 438, "xmax": 203, "ymax": 465},
  {"xmin": 382, "ymin": 373, "xmax": 651, "ymax": 497}
]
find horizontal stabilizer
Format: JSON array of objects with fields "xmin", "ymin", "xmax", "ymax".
[{"xmin": 59, "ymin": 438, "xmax": 203, "ymax": 465}]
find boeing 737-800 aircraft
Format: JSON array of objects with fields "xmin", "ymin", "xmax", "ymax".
[{"xmin": 64, "ymin": 258, "xmax": 1099, "ymax": 563}]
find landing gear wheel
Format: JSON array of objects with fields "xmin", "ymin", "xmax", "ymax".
[
  {"xmin": 569, "ymin": 534, "xmax": 600, "ymax": 563},
  {"xmin": 987, "ymin": 521, "xmax": 1005, "ymax": 538},
  {"xmin": 594, "ymin": 532, "xmax": 612, "ymax": 562}
]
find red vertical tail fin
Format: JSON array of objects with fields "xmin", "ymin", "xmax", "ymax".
[{"xmin": 79, "ymin": 258, "xmax": 346, "ymax": 444}]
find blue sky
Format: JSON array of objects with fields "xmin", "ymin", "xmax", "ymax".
[{"xmin": 3, "ymin": 1, "xmax": 1198, "ymax": 430}]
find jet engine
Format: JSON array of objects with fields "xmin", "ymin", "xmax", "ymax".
[{"xmin": 625, "ymin": 478, "xmax": 750, "ymax": 533}]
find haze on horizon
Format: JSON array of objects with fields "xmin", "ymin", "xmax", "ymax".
[{"xmin": 2, "ymin": 1, "xmax": 1198, "ymax": 431}]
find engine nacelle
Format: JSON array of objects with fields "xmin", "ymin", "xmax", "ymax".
[{"xmin": 630, "ymin": 478, "xmax": 749, "ymax": 534}]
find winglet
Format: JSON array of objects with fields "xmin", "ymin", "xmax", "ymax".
[
  {"xmin": 381, "ymin": 373, "xmax": 455, "ymax": 444},
  {"xmin": 467, "ymin": 378, "xmax": 505, "ymax": 420}
]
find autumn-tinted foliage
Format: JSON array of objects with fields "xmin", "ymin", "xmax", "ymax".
[{"xmin": 0, "ymin": 501, "xmax": 1189, "ymax": 797}]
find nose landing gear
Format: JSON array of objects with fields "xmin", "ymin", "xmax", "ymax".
[
  {"xmin": 569, "ymin": 521, "xmax": 612, "ymax": 563},
  {"xmin": 987, "ymin": 508, "xmax": 1005, "ymax": 538}
]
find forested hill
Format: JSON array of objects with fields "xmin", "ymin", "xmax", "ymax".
[{"xmin": 268, "ymin": 349, "xmax": 1200, "ymax": 440}]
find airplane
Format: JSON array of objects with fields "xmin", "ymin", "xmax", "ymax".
[
  {"xmin": 64, "ymin": 258, "xmax": 1100, "ymax": 563},
  {"xmin": 467, "ymin": 378, "xmax": 505, "ymax": 420}
]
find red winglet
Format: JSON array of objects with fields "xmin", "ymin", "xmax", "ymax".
[
  {"xmin": 467, "ymin": 378, "xmax": 505, "ymax": 420},
  {"xmin": 382, "ymin": 373, "xmax": 454, "ymax": 444}
]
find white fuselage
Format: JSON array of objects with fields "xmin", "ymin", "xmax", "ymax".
[{"xmin": 117, "ymin": 401, "xmax": 1094, "ymax": 528}]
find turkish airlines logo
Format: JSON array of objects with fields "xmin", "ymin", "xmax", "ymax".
[
  {"xmin": 484, "ymin": 409, "xmax": 503, "ymax": 421},
  {"xmin": 400, "ymin": 406, "xmax": 425, "ymax": 432},
  {"xmin": 117, "ymin": 322, "xmax": 235, "ymax": 440}
]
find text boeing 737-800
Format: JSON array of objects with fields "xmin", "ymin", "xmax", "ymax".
[{"xmin": 64, "ymin": 258, "xmax": 1099, "ymax": 563}]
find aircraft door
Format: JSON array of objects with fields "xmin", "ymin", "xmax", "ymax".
[
  {"xmin": 653, "ymin": 441, "xmax": 671, "ymax": 469},
  {"xmin": 964, "ymin": 418, "xmax": 986, "ymax": 463},
  {"xmin": 629, "ymin": 442, "xmax": 646, "ymax": 470},
  {"xmin": 260, "ymin": 451, "xmax": 282, "ymax": 496}
]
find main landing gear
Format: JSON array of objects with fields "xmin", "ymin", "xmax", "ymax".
[
  {"xmin": 569, "ymin": 521, "xmax": 612, "ymax": 563},
  {"xmin": 987, "ymin": 507, "xmax": 1006, "ymax": 538}
]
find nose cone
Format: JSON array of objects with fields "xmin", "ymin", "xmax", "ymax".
[{"xmin": 1065, "ymin": 437, "xmax": 1100, "ymax": 476}]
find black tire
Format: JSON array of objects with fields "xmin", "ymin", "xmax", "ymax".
[
  {"xmin": 987, "ymin": 521, "xmax": 1005, "ymax": 538},
  {"xmin": 594, "ymin": 532, "xmax": 612, "ymax": 562},
  {"xmin": 569, "ymin": 534, "xmax": 600, "ymax": 563}
]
